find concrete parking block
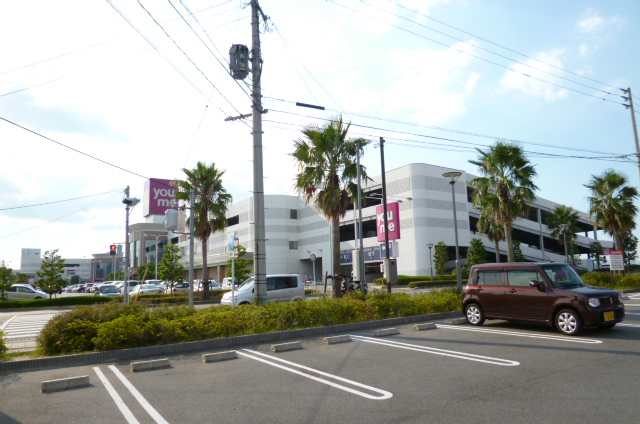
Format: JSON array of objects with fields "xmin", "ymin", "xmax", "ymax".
[
  {"xmin": 373, "ymin": 328, "xmax": 399, "ymax": 337},
  {"xmin": 450, "ymin": 318, "xmax": 468, "ymax": 325},
  {"xmin": 202, "ymin": 351, "xmax": 238, "ymax": 363},
  {"xmin": 130, "ymin": 358, "xmax": 170, "ymax": 372},
  {"xmin": 323, "ymin": 335, "xmax": 352, "ymax": 345},
  {"xmin": 413, "ymin": 323, "xmax": 437, "ymax": 331},
  {"xmin": 41, "ymin": 376, "xmax": 90, "ymax": 393},
  {"xmin": 271, "ymin": 341, "xmax": 302, "ymax": 353}
]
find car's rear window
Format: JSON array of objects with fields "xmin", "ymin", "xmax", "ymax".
[{"xmin": 476, "ymin": 271, "xmax": 502, "ymax": 286}]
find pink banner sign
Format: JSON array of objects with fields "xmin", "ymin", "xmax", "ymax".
[
  {"xmin": 144, "ymin": 178, "xmax": 176, "ymax": 217},
  {"xmin": 376, "ymin": 202, "xmax": 401, "ymax": 242}
]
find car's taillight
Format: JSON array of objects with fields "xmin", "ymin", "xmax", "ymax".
[{"xmin": 140, "ymin": 291, "xmax": 144, "ymax": 294}]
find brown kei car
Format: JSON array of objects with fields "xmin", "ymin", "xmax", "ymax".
[{"xmin": 462, "ymin": 262, "xmax": 625, "ymax": 335}]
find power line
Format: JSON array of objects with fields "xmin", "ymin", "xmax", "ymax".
[
  {"xmin": 136, "ymin": 0, "xmax": 245, "ymax": 117},
  {"xmin": 0, "ymin": 191, "xmax": 122, "ymax": 239},
  {"xmin": 0, "ymin": 190, "xmax": 122, "ymax": 211},
  {"xmin": 388, "ymin": 0, "xmax": 625, "ymax": 93},
  {"xmin": 329, "ymin": 0, "xmax": 626, "ymax": 107},
  {"xmin": 266, "ymin": 107, "xmax": 624, "ymax": 157}
]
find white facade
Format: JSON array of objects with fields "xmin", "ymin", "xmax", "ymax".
[
  {"xmin": 19, "ymin": 248, "xmax": 93, "ymax": 283},
  {"xmin": 174, "ymin": 163, "xmax": 608, "ymax": 283}
]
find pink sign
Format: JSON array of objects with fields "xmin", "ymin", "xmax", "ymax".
[
  {"xmin": 376, "ymin": 202, "xmax": 401, "ymax": 242},
  {"xmin": 143, "ymin": 178, "xmax": 176, "ymax": 217}
]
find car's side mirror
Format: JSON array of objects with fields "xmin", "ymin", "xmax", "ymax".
[{"xmin": 529, "ymin": 280, "xmax": 542, "ymax": 288}]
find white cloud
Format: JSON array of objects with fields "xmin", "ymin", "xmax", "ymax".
[
  {"xmin": 575, "ymin": 8, "xmax": 625, "ymax": 56},
  {"xmin": 497, "ymin": 49, "xmax": 569, "ymax": 101}
]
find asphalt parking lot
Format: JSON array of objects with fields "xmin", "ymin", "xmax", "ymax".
[{"xmin": 1, "ymin": 295, "xmax": 639, "ymax": 424}]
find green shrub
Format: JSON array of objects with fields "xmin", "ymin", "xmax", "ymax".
[
  {"xmin": 0, "ymin": 330, "xmax": 7, "ymax": 356},
  {"xmin": 0, "ymin": 296, "xmax": 113, "ymax": 309},
  {"xmin": 37, "ymin": 289, "xmax": 462, "ymax": 354},
  {"xmin": 408, "ymin": 280, "xmax": 461, "ymax": 288}
]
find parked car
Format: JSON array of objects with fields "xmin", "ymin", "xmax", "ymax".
[
  {"xmin": 6, "ymin": 284, "xmax": 48, "ymax": 300},
  {"xmin": 73, "ymin": 284, "xmax": 86, "ymax": 293},
  {"xmin": 129, "ymin": 284, "xmax": 163, "ymax": 295},
  {"xmin": 173, "ymin": 282, "xmax": 190, "ymax": 293},
  {"xmin": 221, "ymin": 277, "xmax": 240, "ymax": 290},
  {"xmin": 64, "ymin": 284, "xmax": 79, "ymax": 293},
  {"xmin": 462, "ymin": 262, "xmax": 625, "ymax": 335},
  {"xmin": 120, "ymin": 280, "xmax": 141, "ymax": 294},
  {"xmin": 221, "ymin": 274, "xmax": 305, "ymax": 306},
  {"xmin": 96, "ymin": 284, "xmax": 120, "ymax": 297}
]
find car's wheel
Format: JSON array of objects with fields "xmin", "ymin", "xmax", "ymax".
[
  {"xmin": 34, "ymin": 297, "xmax": 42, "ymax": 299},
  {"xmin": 555, "ymin": 308, "xmax": 583, "ymax": 335},
  {"xmin": 465, "ymin": 303, "xmax": 485, "ymax": 326}
]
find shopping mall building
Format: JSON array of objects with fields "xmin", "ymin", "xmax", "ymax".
[{"xmin": 121, "ymin": 163, "xmax": 609, "ymax": 284}]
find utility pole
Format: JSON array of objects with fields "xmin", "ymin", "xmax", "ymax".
[
  {"xmin": 124, "ymin": 186, "xmax": 131, "ymax": 305},
  {"xmin": 622, "ymin": 88, "xmax": 640, "ymax": 181},
  {"xmin": 188, "ymin": 188, "xmax": 195, "ymax": 307},
  {"xmin": 251, "ymin": 0, "xmax": 267, "ymax": 305},
  {"xmin": 380, "ymin": 137, "xmax": 392, "ymax": 294}
]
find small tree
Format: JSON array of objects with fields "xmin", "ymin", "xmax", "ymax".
[
  {"xmin": 570, "ymin": 242, "xmax": 583, "ymax": 267},
  {"xmin": 226, "ymin": 244, "xmax": 251, "ymax": 284},
  {"xmin": 624, "ymin": 235, "xmax": 638, "ymax": 269},
  {"xmin": 434, "ymin": 241, "xmax": 449, "ymax": 275},
  {"xmin": 159, "ymin": 244, "xmax": 184, "ymax": 295},
  {"xmin": 136, "ymin": 262, "xmax": 156, "ymax": 281},
  {"xmin": 36, "ymin": 250, "xmax": 66, "ymax": 298},
  {"xmin": 512, "ymin": 241, "xmax": 525, "ymax": 262},
  {"xmin": 466, "ymin": 238, "xmax": 488, "ymax": 268},
  {"xmin": 1, "ymin": 260, "xmax": 14, "ymax": 301},
  {"xmin": 15, "ymin": 273, "xmax": 29, "ymax": 285},
  {"xmin": 590, "ymin": 241, "xmax": 604, "ymax": 270},
  {"xmin": 106, "ymin": 271, "xmax": 125, "ymax": 281}
]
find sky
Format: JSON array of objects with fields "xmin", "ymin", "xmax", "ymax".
[{"xmin": 1, "ymin": 0, "xmax": 639, "ymax": 269}]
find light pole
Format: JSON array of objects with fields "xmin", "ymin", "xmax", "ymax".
[
  {"xmin": 143, "ymin": 233, "xmax": 167, "ymax": 280},
  {"xmin": 122, "ymin": 186, "xmax": 140, "ymax": 305},
  {"xmin": 427, "ymin": 243, "xmax": 434, "ymax": 281},
  {"xmin": 559, "ymin": 223, "xmax": 570, "ymax": 263},
  {"xmin": 443, "ymin": 172, "xmax": 463, "ymax": 291}
]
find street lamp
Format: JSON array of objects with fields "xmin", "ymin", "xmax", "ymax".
[
  {"xmin": 559, "ymin": 223, "xmax": 570, "ymax": 263},
  {"xmin": 443, "ymin": 171, "xmax": 463, "ymax": 291},
  {"xmin": 143, "ymin": 233, "xmax": 167, "ymax": 280},
  {"xmin": 427, "ymin": 243, "xmax": 434, "ymax": 281},
  {"xmin": 122, "ymin": 186, "xmax": 140, "ymax": 305}
]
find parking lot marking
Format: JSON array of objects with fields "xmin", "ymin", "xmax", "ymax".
[
  {"xmin": 625, "ymin": 312, "xmax": 640, "ymax": 315},
  {"xmin": 238, "ymin": 349, "xmax": 393, "ymax": 400},
  {"xmin": 108, "ymin": 365, "xmax": 169, "ymax": 424},
  {"xmin": 93, "ymin": 367, "xmax": 140, "ymax": 424},
  {"xmin": 619, "ymin": 323, "xmax": 640, "ymax": 328},
  {"xmin": 350, "ymin": 335, "xmax": 520, "ymax": 366},
  {"xmin": 435, "ymin": 325, "xmax": 603, "ymax": 344}
]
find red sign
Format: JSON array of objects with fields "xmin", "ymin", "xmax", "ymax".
[
  {"xmin": 376, "ymin": 202, "xmax": 401, "ymax": 242},
  {"xmin": 605, "ymin": 250, "xmax": 623, "ymax": 256},
  {"xmin": 143, "ymin": 178, "xmax": 176, "ymax": 217}
]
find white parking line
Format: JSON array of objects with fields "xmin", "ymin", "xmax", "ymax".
[
  {"xmin": 435, "ymin": 324, "xmax": 603, "ymax": 344},
  {"xmin": 238, "ymin": 349, "xmax": 393, "ymax": 400},
  {"xmin": 93, "ymin": 367, "xmax": 140, "ymax": 424},
  {"xmin": 625, "ymin": 312, "xmax": 640, "ymax": 315},
  {"xmin": 623, "ymin": 304, "xmax": 640, "ymax": 307},
  {"xmin": 619, "ymin": 323, "xmax": 640, "ymax": 328},
  {"xmin": 350, "ymin": 335, "xmax": 520, "ymax": 366},
  {"xmin": 108, "ymin": 365, "xmax": 169, "ymax": 424}
]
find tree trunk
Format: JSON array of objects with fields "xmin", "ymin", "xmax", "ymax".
[
  {"xmin": 331, "ymin": 215, "xmax": 343, "ymax": 298},
  {"xmin": 504, "ymin": 222, "xmax": 514, "ymax": 262},
  {"xmin": 201, "ymin": 238, "xmax": 210, "ymax": 300},
  {"xmin": 494, "ymin": 239, "xmax": 501, "ymax": 263}
]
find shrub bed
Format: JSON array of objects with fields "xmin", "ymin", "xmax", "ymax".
[
  {"xmin": 581, "ymin": 272, "xmax": 640, "ymax": 290},
  {"xmin": 374, "ymin": 274, "xmax": 461, "ymax": 286},
  {"xmin": 36, "ymin": 290, "xmax": 462, "ymax": 356},
  {"xmin": 0, "ymin": 296, "xmax": 113, "ymax": 309},
  {"xmin": 408, "ymin": 280, "xmax": 459, "ymax": 288}
]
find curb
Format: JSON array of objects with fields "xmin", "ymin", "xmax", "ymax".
[{"xmin": 0, "ymin": 311, "xmax": 461, "ymax": 373}]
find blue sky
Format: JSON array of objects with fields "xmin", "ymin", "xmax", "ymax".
[{"xmin": 1, "ymin": 0, "xmax": 639, "ymax": 268}]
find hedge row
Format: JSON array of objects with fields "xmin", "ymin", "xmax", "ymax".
[
  {"xmin": 408, "ymin": 280, "xmax": 461, "ymax": 289},
  {"xmin": 582, "ymin": 272, "xmax": 640, "ymax": 290},
  {"xmin": 36, "ymin": 290, "xmax": 462, "ymax": 356},
  {"xmin": 0, "ymin": 296, "xmax": 113, "ymax": 309},
  {"xmin": 374, "ymin": 274, "xmax": 461, "ymax": 286}
]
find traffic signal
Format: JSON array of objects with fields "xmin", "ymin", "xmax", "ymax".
[{"xmin": 110, "ymin": 244, "xmax": 117, "ymax": 256}]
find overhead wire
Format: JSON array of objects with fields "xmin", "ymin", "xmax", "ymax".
[
  {"xmin": 136, "ymin": 0, "xmax": 246, "ymax": 118},
  {"xmin": 0, "ymin": 190, "xmax": 122, "ymax": 211},
  {"xmin": 388, "ymin": 0, "xmax": 626, "ymax": 93},
  {"xmin": 0, "ymin": 191, "xmax": 122, "ymax": 239},
  {"xmin": 328, "ymin": 0, "xmax": 627, "ymax": 107}
]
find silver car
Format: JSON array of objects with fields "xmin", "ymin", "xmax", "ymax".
[{"xmin": 6, "ymin": 284, "xmax": 48, "ymax": 300}]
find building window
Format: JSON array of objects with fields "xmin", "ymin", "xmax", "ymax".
[
  {"xmin": 227, "ymin": 215, "xmax": 240, "ymax": 226},
  {"xmin": 290, "ymin": 209, "xmax": 298, "ymax": 219},
  {"xmin": 289, "ymin": 241, "xmax": 298, "ymax": 250}
]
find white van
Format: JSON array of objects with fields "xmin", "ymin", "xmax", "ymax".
[{"xmin": 220, "ymin": 274, "xmax": 305, "ymax": 306}]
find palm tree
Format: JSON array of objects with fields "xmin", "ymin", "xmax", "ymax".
[
  {"xmin": 292, "ymin": 115, "xmax": 370, "ymax": 297},
  {"xmin": 477, "ymin": 213, "xmax": 505, "ymax": 263},
  {"xmin": 585, "ymin": 169, "xmax": 638, "ymax": 256},
  {"xmin": 173, "ymin": 162, "xmax": 232, "ymax": 300},
  {"xmin": 469, "ymin": 141, "xmax": 538, "ymax": 262},
  {"xmin": 545, "ymin": 205, "xmax": 579, "ymax": 263}
]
